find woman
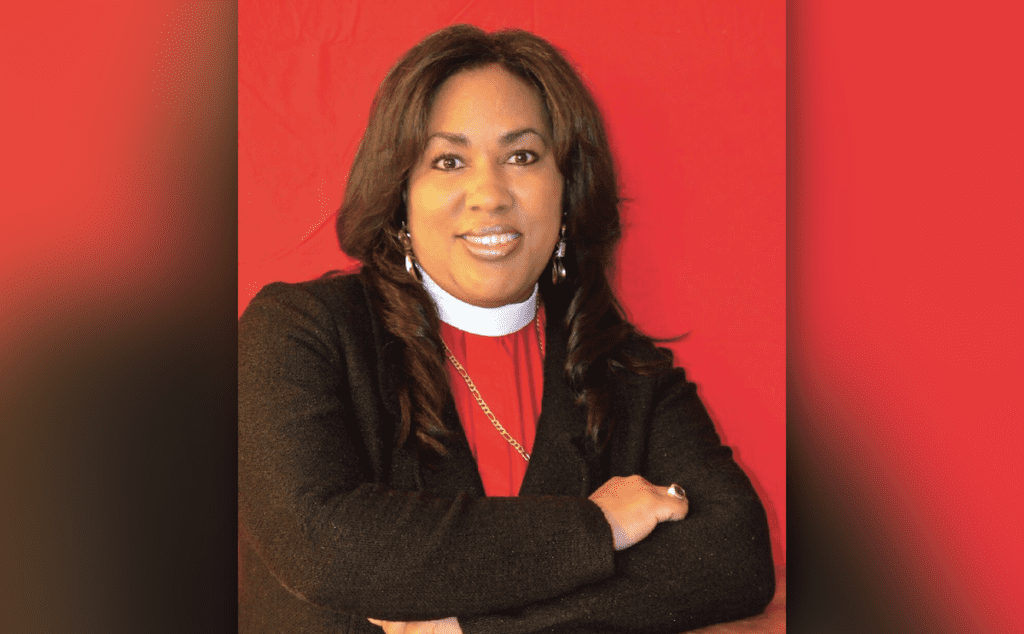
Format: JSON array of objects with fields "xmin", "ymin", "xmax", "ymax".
[{"xmin": 239, "ymin": 25, "xmax": 774, "ymax": 634}]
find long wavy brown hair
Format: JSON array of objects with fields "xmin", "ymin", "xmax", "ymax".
[{"xmin": 337, "ymin": 24, "xmax": 671, "ymax": 457}]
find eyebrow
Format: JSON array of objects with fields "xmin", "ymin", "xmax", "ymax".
[
  {"xmin": 500, "ymin": 127, "xmax": 547, "ymax": 145},
  {"xmin": 426, "ymin": 127, "xmax": 548, "ymax": 147}
]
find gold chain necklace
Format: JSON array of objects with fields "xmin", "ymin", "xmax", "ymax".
[{"xmin": 441, "ymin": 316, "xmax": 544, "ymax": 463}]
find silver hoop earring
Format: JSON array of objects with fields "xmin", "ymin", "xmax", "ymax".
[
  {"xmin": 551, "ymin": 223, "xmax": 567, "ymax": 285},
  {"xmin": 399, "ymin": 222, "xmax": 421, "ymax": 281}
]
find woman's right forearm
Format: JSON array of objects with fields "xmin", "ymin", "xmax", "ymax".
[{"xmin": 239, "ymin": 478, "xmax": 616, "ymax": 620}]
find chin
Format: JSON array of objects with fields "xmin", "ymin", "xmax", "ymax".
[{"xmin": 460, "ymin": 279, "xmax": 528, "ymax": 308}]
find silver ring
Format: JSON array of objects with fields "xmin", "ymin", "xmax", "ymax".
[{"xmin": 667, "ymin": 484, "xmax": 686, "ymax": 500}]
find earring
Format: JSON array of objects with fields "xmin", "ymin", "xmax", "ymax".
[
  {"xmin": 551, "ymin": 223, "xmax": 567, "ymax": 285},
  {"xmin": 399, "ymin": 221, "xmax": 422, "ymax": 282}
]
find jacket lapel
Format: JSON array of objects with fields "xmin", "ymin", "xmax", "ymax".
[
  {"xmin": 518, "ymin": 310, "xmax": 598, "ymax": 497},
  {"xmin": 419, "ymin": 399, "xmax": 487, "ymax": 497},
  {"xmin": 365, "ymin": 290, "xmax": 484, "ymax": 496}
]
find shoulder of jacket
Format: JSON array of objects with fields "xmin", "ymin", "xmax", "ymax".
[
  {"xmin": 239, "ymin": 272, "xmax": 376, "ymax": 337},
  {"xmin": 243, "ymin": 273, "xmax": 365, "ymax": 313}
]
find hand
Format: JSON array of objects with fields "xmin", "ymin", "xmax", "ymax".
[
  {"xmin": 367, "ymin": 617, "xmax": 462, "ymax": 634},
  {"xmin": 589, "ymin": 475, "xmax": 689, "ymax": 550}
]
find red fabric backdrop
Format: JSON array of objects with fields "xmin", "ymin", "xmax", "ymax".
[{"xmin": 239, "ymin": 0, "xmax": 787, "ymax": 566}]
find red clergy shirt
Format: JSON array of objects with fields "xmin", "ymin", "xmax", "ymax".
[{"xmin": 439, "ymin": 308, "xmax": 546, "ymax": 497}]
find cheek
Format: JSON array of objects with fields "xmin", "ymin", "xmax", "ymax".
[
  {"xmin": 538, "ymin": 179, "xmax": 564, "ymax": 234},
  {"xmin": 407, "ymin": 181, "xmax": 457, "ymax": 246},
  {"xmin": 522, "ymin": 180, "xmax": 564, "ymax": 260},
  {"xmin": 521, "ymin": 173, "xmax": 563, "ymax": 216},
  {"xmin": 410, "ymin": 174, "xmax": 462, "ymax": 214}
]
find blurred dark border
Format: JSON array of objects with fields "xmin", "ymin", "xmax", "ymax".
[{"xmin": 1, "ymin": 3, "xmax": 238, "ymax": 632}]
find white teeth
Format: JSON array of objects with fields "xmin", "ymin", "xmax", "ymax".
[{"xmin": 464, "ymin": 233, "xmax": 518, "ymax": 246}]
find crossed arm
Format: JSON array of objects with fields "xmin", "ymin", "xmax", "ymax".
[{"xmin": 239, "ymin": 283, "xmax": 774, "ymax": 634}]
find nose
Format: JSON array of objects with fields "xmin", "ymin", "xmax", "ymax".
[{"xmin": 466, "ymin": 162, "xmax": 512, "ymax": 213}]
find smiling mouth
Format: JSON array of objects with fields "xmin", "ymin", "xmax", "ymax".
[{"xmin": 459, "ymin": 229, "xmax": 522, "ymax": 260}]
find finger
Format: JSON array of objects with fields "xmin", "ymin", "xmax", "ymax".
[
  {"xmin": 653, "ymin": 486, "xmax": 689, "ymax": 521},
  {"xmin": 435, "ymin": 617, "xmax": 462, "ymax": 634},
  {"xmin": 367, "ymin": 618, "xmax": 397, "ymax": 632},
  {"xmin": 654, "ymin": 496, "xmax": 689, "ymax": 522}
]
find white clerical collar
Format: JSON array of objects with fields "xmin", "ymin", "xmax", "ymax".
[{"xmin": 418, "ymin": 265, "xmax": 538, "ymax": 337}]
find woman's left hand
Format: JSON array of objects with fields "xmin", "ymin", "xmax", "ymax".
[{"xmin": 367, "ymin": 616, "xmax": 462, "ymax": 634}]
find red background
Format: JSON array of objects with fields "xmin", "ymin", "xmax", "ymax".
[
  {"xmin": 239, "ymin": 1, "xmax": 787, "ymax": 568},
  {"xmin": 2, "ymin": 1, "xmax": 1022, "ymax": 633}
]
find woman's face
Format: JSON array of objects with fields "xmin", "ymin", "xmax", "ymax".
[{"xmin": 407, "ymin": 64, "xmax": 564, "ymax": 309}]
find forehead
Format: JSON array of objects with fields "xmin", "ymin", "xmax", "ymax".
[{"xmin": 427, "ymin": 64, "xmax": 550, "ymax": 137}]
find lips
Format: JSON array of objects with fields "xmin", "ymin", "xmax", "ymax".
[{"xmin": 459, "ymin": 225, "xmax": 522, "ymax": 260}]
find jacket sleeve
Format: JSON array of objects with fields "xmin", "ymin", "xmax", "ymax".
[
  {"xmin": 238, "ymin": 282, "xmax": 617, "ymax": 621},
  {"xmin": 458, "ymin": 369, "xmax": 776, "ymax": 634}
]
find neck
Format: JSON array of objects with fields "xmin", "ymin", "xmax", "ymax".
[{"xmin": 419, "ymin": 266, "xmax": 538, "ymax": 337}]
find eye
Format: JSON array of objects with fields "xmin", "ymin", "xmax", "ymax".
[
  {"xmin": 507, "ymin": 151, "xmax": 538, "ymax": 165},
  {"xmin": 431, "ymin": 154, "xmax": 465, "ymax": 171}
]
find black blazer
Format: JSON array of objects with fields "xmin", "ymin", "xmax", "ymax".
[{"xmin": 238, "ymin": 274, "xmax": 774, "ymax": 634}]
